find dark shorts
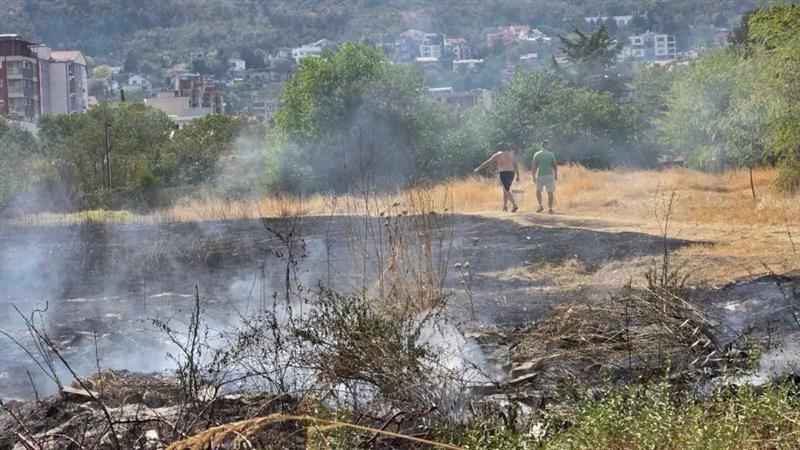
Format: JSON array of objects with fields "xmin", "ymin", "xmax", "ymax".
[{"xmin": 499, "ymin": 171, "xmax": 515, "ymax": 191}]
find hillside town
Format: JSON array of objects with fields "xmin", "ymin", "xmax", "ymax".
[{"xmin": 0, "ymin": 14, "xmax": 733, "ymax": 130}]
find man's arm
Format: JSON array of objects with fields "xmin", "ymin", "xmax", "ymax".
[
  {"xmin": 532, "ymin": 156, "xmax": 538, "ymax": 181},
  {"xmin": 474, "ymin": 153, "xmax": 497, "ymax": 173},
  {"xmin": 514, "ymin": 157, "xmax": 520, "ymax": 181},
  {"xmin": 553, "ymin": 154, "xmax": 558, "ymax": 180}
]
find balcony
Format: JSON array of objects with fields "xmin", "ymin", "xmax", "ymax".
[
  {"xmin": 7, "ymin": 88, "xmax": 35, "ymax": 98},
  {"xmin": 6, "ymin": 68, "xmax": 36, "ymax": 80}
]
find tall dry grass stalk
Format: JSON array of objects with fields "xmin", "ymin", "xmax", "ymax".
[
  {"xmin": 337, "ymin": 185, "xmax": 455, "ymax": 316},
  {"xmin": 164, "ymin": 413, "xmax": 466, "ymax": 450}
]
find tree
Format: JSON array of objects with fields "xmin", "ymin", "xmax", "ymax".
[
  {"xmin": 658, "ymin": 50, "xmax": 745, "ymax": 169},
  {"xmin": 557, "ymin": 25, "xmax": 630, "ymax": 97},
  {"xmin": 39, "ymin": 102, "xmax": 174, "ymax": 209},
  {"xmin": 123, "ymin": 50, "xmax": 138, "ymax": 73},
  {"xmin": 272, "ymin": 43, "xmax": 451, "ymax": 192},
  {"xmin": 91, "ymin": 65, "xmax": 112, "ymax": 79},
  {"xmin": 240, "ymin": 47, "xmax": 266, "ymax": 69},
  {"xmin": 728, "ymin": 10, "xmax": 754, "ymax": 49},
  {"xmin": 559, "ymin": 25, "xmax": 622, "ymax": 70},
  {"xmin": 746, "ymin": 4, "xmax": 800, "ymax": 190},
  {"xmin": 0, "ymin": 119, "xmax": 39, "ymax": 212},
  {"xmin": 157, "ymin": 115, "xmax": 248, "ymax": 187},
  {"xmin": 603, "ymin": 17, "xmax": 620, "ymax": 38},
  {"xmin": 490, "ymin": 70, "xmax": 632, "ymax": 167}
]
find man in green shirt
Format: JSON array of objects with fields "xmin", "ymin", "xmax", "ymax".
[{"xmin": 532, "ymin": 139, "xmax": 558, "ymax": 214}]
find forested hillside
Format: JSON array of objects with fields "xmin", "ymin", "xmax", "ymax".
[{"xmin": 1, "ymin": 0, "xmax": 757, "ymax": 66}]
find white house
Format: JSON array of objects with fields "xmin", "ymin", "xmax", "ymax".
[
  {"xmin": 622, "ymin": 31, "xmax": 677, "ymax": 61},
  {"xmin": 127, "ymin": 74, "xmax": 152, "ymax": 91},
  {"xmin": 419, "ymin": 33, "xmax": 443, "ymax": 59},
  {"xmin": 291, "ymin": 39, "xmax": 334, "ymax": 62},
  {"xmin": 228, "ymin": 57, "xmax": 246, "ymax": 72},
  {"xmin": 452, "ymin": 58, "xmax": 484, "ymax": 72}
]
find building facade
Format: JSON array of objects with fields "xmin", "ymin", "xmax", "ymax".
[
  {"xmin": 623, "ymin": 32, "xmax": 677, "ymax": 61},
  {"xmin": 419, "ymin": 33, "xmax": 444, "ymax": 59},
  {"xmin": 0, "ymin": 34, "xmax": 41, "ymax": 121},
  {"xmin": 47, "ymin": 51, "xmax": 89, "ymax": 115},
  {"xmin": 428, "ymin": 87, "xmax": 492, "ymax": 109},
  {"xmin": 0, "ymin": 34, "xmax": 89, "ymax": 121},
  {"xmin": 292, "ymin": 39, "xmax": 334, "ymax": 62}
]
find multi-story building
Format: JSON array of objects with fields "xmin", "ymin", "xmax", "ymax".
[
  {"xmin": 428, "ymin": 87, "xmax": 492, "ymax": 110},
  {"xmin": 0, "ymin": 34, "xmax": 41, "ymax": 121},
  {"xmin": 622, "ymin": 32, "xmax": 677, "ymax": 61},
  {"xmin": 148, "ymin": 71, "xmax": 224, "ymax": 127},
  {"xmin": 250, "ymin": 95, "xmax": 280, "ymax": 123},
  {"xmin": 445, "ymin": 38, "xmax": 472, "ymax": 60},
  {"xmin": 0, "ymin": 34, "xmax": 89, "ymax": 121},
  {"xmin": 46, "ymin": 50, "xmax": 89, "ymax": 115},
  {"xmin": 419, "ymin": 33, "xmax": 443, "ymax": 59}
]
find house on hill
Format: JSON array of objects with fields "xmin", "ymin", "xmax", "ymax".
[
  {"xmin": 228, "ymin": 57, "xmax": 246, "ymax": 72},
  {"xmin": 622, "ymin": 31, "xmax": 677, "ymax": 61},
  {"xmin": 292, "ymin": 39, "xmax": 334, "ymax": 62},
  {"xmin": 127, "ymin": 74, "xmax": 152, "ymax": 91}
]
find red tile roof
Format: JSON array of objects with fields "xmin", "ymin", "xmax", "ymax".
[{"xmin": 51, "ymin": 51, "xmax": 81, "ymax": 62}]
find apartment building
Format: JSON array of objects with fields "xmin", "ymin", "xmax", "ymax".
[
  {"xmin": 46, "ymin": 50, "xmax": 89, "ymax": 114},
  {"xmin": 0, "ymin": 34, "xmax": 41, "ymax": 121},
  {"xmin": 419, "ymin": 33, "xmax": 444, "ymax": 59},
  {"xmin": 0, "ymin": 34, "xmax": 89, "ymax": 121},
  {"xmin": 622, "ymin": 32, "xmax": 677, "ymax": 61}
]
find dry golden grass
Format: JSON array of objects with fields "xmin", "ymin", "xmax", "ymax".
[
  {"xmin": 7, "ymin": 166, "xmax": 797, "ymax": 227},
  {"xmin": 442, "ymin": 166, "xmax": 798, "ymax": 227},
  {"xmin": 165, "ymin": 413, "xmax": 465, "ymax": 450}
]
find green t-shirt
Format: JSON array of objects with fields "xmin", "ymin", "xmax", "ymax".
[{"xmin": 533, "ymin": 149, "xmax": 556, "ymax": 177}]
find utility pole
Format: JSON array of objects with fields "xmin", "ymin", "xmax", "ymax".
[{"xmin": 103, "ymin": 122, "xmax": 112, "ymax": 190}]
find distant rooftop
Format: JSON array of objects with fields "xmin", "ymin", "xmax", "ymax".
[
  {"xmin": 428, "ymin": 87, "xmax": 453, "ymax": 94},
  {"xmin": 0, "ymin": 34, "xmax": 35, "ymax": 44},
  {"xmin": 51, "ymin": 50, "xmax": 82, "ymax": 62}
]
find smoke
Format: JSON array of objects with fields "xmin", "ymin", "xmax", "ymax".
[
  {"xmin": 736, "ymin": 340, "xmax": 800, "ymax": 386},
  {"xmin": 213, "ymin": 132, "xmax": 270, "ymax": 198}
]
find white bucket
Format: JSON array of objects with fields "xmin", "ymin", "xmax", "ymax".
[{"xmin": 512, "ymin": 189, "xmax": 524, "ymax": 204}]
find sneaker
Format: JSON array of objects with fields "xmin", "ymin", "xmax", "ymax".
[
  {"xmin": 548, "ymin": 209, "xmax": 554, "ymax": 214},
  {"xmin": 512, "ymin": 204, "xmax": 519, "ymax": 213},
  {"xmin": 536, "ymin": 205, "xmax": 544, "ymax": 213},
  {"xmin": 502, "ymin": 206, "xmax": 508, "ymax": 212}
]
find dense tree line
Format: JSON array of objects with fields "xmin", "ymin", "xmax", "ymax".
[
  {"xmin": 659, "ymin": 3, "xmax": 800, "ymax": 190},
  {"xmin": 1, "ymin": 0, "xmax": 757, "ymax": 69},
  {"xmin": 0, "ymin": 106, "xmax": 253, "ymax": 214}
]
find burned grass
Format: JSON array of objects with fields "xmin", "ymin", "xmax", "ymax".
[{"xmin": 507, "ymin": 287, "xmax": 748, "ymax": 392}]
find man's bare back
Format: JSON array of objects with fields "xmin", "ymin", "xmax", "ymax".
[{"xmin": 491, "ymin": 151, "xmax": 516, "ymax": 172}]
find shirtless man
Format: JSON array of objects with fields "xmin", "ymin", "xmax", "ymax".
[{"xmin": 474, "ymin": 148, "xmax": 520, "ymax": 212}]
